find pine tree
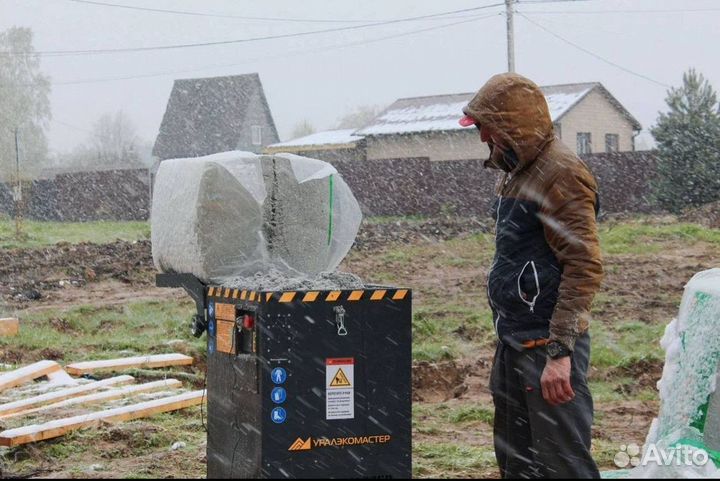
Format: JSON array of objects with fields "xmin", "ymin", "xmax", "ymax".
[{"xmin": 651, "ymin": 69, "xmax": 720, "ymax": 213}]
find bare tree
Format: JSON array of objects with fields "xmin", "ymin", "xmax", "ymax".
[
  {"xmin": 291, "ymin": 119, "xmax": 316, "ymax": 139},
  {"xmin": 335, "ymin": 105, "xmax": 384, "ymax": 129},
  {"xmin": 89, "ymin": 111, "xmax": 139, "ymax": 167}
]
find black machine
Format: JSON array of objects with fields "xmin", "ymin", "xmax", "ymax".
[{"xmin": 157, "ymin": 273, "xmax": 412, "ymax": 479}]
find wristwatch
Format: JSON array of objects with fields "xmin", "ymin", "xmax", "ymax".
[{"xmin": 546, "ymin": 341, "xmax": 572, "ymax": 360}]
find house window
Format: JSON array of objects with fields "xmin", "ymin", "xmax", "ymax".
[
  {"xmin": 577, "ymin": 132, "xmax": 592, "ymax": 155},
  {"xmin": 605, "ymin": 134, "xmax": 619, "ymax": 153},
  {"xmin": 251, "ymin": 126, "xmax": 263, "ymax": 146}
]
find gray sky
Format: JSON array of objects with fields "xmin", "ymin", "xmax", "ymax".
[{"xmin": 2, "ymin": 0, "xmax": 720, "ymax": 154}]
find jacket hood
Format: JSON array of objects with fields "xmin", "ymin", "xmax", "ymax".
[{"xmin": 463, "ymin": 73, "xmax": 554, "ymax": 173}]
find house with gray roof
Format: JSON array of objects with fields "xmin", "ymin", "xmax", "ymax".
[
  {"xmin": 355, "ymin": 82, "xmax": 642, "ymax": 160},
  {"xmin": 356, "ymin": 82, "xmax": 641, "ymax": 161},
  {"xmin": 264, "ymin": 129, "xmax": 366, "ymax": 163},
  {"xmin": 269, "ymin": 82, "xmax": 641, "ymax": 163},
  {"xmin": 153, "ymin": 73, "xmax": 279, "ymax": 160}
]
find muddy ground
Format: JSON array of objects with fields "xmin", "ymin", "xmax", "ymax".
[{"xmin": 1, "ymin": 216, "xmax": 719, "ymax": 478}]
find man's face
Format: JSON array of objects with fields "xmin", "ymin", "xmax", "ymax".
[{"xmin": 479, "ymin": 125, "xmax": 509, "ymax": 151}]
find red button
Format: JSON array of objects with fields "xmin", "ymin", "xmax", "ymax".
[{"xmin": 243, "ymin": 314, "xmax": 255, "ymax": 330}]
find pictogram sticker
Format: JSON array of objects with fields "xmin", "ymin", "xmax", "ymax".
[
  {"xmin": 326, "ymin": 358, "xmax": 354, "ymax": 420},
  {"xmin": 330, "ymin": 368, "xmax": 351, "ymax": 388}
]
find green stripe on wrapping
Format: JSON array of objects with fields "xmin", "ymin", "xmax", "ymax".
[
  {"xmin": 674, "ymin": 438, "xmax": 720, "ymax": 466},
  {"xmin": 691, "ymin": 400, "xmax": 710, "ymax": 433},
  {"xmin": 327, "ymin": 174, "xmax": 334, "ymax": 246}
]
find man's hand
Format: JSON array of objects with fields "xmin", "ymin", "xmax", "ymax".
[{"xmin": 541, "ymin": 357, "xmax": 575, "ymax": 406}]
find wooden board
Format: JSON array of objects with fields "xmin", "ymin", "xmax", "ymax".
[
  {"xmin": 0, "ymin": 390, "xmax": 206, "ymax": 447},
  {"xmin": 0, "ymin": 361, "xmax": 62, "ymax": 392},
  {"xmin": 65, "ymin": 354, "xmax": 193, "ymax": 376},
  {"xmin": 45, "ymin": 370, "xmax": 78, "ymax": 387},
  {"xmin": 215, "ymin": 303, "xmax": 236, "ymax": 321},
  {"xmin": 0, "ymin": 318, "xmax": 18, "ymax": 337},
  {"xmin": 3, "ymin": 379, "xmax": 182, "ymax": 420},
  {"xmin": 216, "ymin": 320, "xmax": 236, "ymax": 355},
  {"xmin": 0, "ymin": 375, "xmax": 135, "ymax": 418}
]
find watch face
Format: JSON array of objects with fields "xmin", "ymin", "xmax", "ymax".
[{"xmin": 547, "ymin": 343, "xmax": 564, "ymax": 358}]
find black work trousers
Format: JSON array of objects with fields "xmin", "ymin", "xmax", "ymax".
[{"xmin": 490, "ymin": 333, "xmax": 600, "ymax": 479}]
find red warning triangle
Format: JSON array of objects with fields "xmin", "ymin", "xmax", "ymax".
[{"xmin": 330, "ymin": 368, "xmax": 351, "ymax": 387}]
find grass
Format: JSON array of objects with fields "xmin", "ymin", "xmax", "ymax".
[
  {"xmin": 0, "ymin": 299, "xmax": 205, "ymax": 365},
  {"xmin": 589, "ymin": 322, "xmax": 665, "ymax": 370},
  {"xmin": 0, "ymin": 220, "xmax": 150, "ymax": 249},
  {"xmin": 6, "ymin": 409, "xmax": 207, "ymax": 478},
  {"xmin": 599, "ymin": 222, "xmax": 720, "ymax": 255},
  {"xmin": 443, "ymin": 405, "xmax": 494, "ymax": 425},
  {"xmin": 4, "ymin": 215, "xmax": 718, "ymax": 257},
  {"xmin": 380, "ymin": 232, "xmax": 495, "ymax": 270},
  {"xmin": 412, "ymin": 304, "xmax": 495, "ymax": 362},
  {"xmin": 413, "ymin": 442, "xmax": 497, "ymax": 478}
]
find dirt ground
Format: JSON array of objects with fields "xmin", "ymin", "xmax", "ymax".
[{"xmin": 0, "ymin": 216, "xmax": 718, "ymax": 478}]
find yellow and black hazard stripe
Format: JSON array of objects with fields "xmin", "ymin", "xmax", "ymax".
[
  {"xmin": 206, "ymin": 287, "xmax": 410, "ymax": 304},
  {"xmin": 207, "ymin": 287, "xmax": 265, "ymax": 303},
  {"xmin": 275, "ymin": 288, "xmax": 410, "ymax": 303}
]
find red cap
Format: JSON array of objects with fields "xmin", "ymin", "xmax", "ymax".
[{"xmin": 458, "ymin": 114, "xmax": 477, "ymax": 127}]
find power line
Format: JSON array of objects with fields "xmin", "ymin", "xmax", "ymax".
[
  {"xmin": 51, "ymin": 117, "xmax": 93, "ymax": 134},
  {"xmin": 517, "ymin": 12, "xmax": 671, "ymax": 88},
  {"xmin": 516, "ymin": 0, "xmax": 597, "ymax": 3},
  {"xmin": 519, "ymin": 7, "xmax": 720, "ymax": 14},
  {"xmin": 3, "ymin": 3, "xmax": 505, "ymax": 57},
  {"xmin": 23, "ymin": 13, "xmax": 500, "ymax": 87},
  {"xmin": 64, "ymin": 0, "xmax": 485, "ymax": 24},
  {"xmin": 65, "ymin": 0, "xmax": 373, "ymax": 23}
]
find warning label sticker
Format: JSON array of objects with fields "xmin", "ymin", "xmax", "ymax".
[{"xmin": 326, "ymin": 358, "xmax": 354, "ymax": 420}]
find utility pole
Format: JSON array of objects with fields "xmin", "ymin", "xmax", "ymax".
[
  {"xmin": 13, "ymin": 128, "xmax": 23, "ymax": 240},
  {"xmin": 506, "ymin": 0, "xmax": 516, "ymax": 72}
]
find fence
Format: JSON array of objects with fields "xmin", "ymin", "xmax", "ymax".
[
  {"xmin": 0, "ymin": 151, "xmax": 659, "ymax": 221},
  {"xmin": 0, "ymin": 169, "xmax": 151, "ymax": 222}
]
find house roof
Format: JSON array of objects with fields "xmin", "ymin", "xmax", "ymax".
[
  {"xmin": 152, "ymin": 73, "xmax": 277, "ymax": 160},
  {"xmin": 265, "ymin": 129, "xmax": 364, "ymax": 153},
  {"xmin": 355, "ymin": 82, "xmax": 641, "ymax": 137}
]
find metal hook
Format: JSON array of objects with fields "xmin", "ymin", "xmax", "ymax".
[{"xmin": 334, "ymin": 306, "xmax": 348, "ymax": 336}]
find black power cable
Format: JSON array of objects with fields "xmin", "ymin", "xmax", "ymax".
[{"xmin": 2, "ymin": 3, "xmax": 505, "ymax": 57}]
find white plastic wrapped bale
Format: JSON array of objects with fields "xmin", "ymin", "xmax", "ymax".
[
  {"xmin": 151, "ymin": 151, "xmax": 362, "ymax": 283},
  {"xmin": 624, "ymin": 269, "xmax": 720, "ymax": 478}
]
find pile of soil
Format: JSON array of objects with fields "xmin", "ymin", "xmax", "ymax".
[
  {"xmin": 353, "ymin": 217, "xmax": 490, "ymax": 251},
  {"xmin": 680, "ymin": 201, "xmax": 720, "ymax": 228},
  {"xmin": 412, "ymin": 360, "xmax": 470, "ymax": 403},
  {"xmin": 0, "ymin": 240, "xmax": 153, "ymax": 303}
]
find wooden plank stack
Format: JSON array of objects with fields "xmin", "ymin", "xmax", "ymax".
[{"xmin": 0, "ymin": 353, "xmax": 203, "ymax": 447}]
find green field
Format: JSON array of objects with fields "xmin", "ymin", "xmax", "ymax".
[{"xmin": 0, "ymin": 220, "xmax": 150, "ymax": 249}]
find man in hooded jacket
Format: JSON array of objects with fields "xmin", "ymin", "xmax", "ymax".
[{"xmin": 459, "ymin": 73, "xmax": 603, "ymax": 479}]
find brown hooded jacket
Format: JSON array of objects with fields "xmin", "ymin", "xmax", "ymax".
[{"xmin": 463, "ymin": 73, "xmax": 603, "ymax": 352}]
